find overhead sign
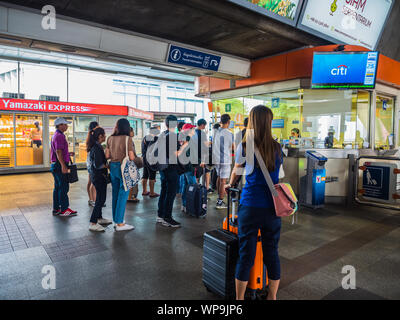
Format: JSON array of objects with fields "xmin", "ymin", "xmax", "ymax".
[
  {"xmin": 0, "ymin": 98, "xmax": 128, "ymax": 116},
  {"xmin": 228, "ymin": 0, "xmax": 303, "ymax": 26},
  {"xmin": 311, "ymin": 51, "xmax": 379, "ymax": 89},
  {"xmin": 271, "ymin": 98, "xmax": 280, "ymax": 108},
  {"xmin": 128, "ymin": 107, "xmax": 154, "ymax": 120},
  {"xmin": 167, "ymin": 45, "xmax": 221, "ymax": 71},
  {"xmin": 299, "ymin": 0, "xmax": 394, "ymax": 50}
]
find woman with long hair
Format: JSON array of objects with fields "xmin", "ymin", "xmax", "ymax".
[
  {"xmin": 86, "ymin": 127, "xmax": 112, "ymax": 232},
  {"xmin": 86, "ymin": 121, "xmax": 99, "ymax": 207},
  {"xmin": 105, "ymin": 118, "xmax": 136, "ymax": 231},
  {"xmin": 31, "ymin": 121, "xmax": 42, "ymax": 148},
  {"xmin": 225, "ymin": 105, "xmax": 283, "ymax": 300}
]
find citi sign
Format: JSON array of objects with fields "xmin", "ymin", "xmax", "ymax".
[{"xmin": 331, "ymin": 65, "xmax": 348, "ymax": 76}]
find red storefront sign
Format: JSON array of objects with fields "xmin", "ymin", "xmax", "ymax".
[
  {"xmin": 0, "ymin": 98, "xmax": 128, "ymax": 116},
  {"xmin": 128, "ymin": 107, "xmax": 154, "ymax": 121}
]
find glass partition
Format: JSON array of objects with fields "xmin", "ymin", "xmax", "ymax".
[
  {"xmin": 15, "ymin": 114, "xmax": 43, "ymax": 166},
  {"xmin": 375, "ymin": 95, "xmax": 394, "ymax": 150},
  {"xmin": 0, "ymin": 113, "xmax": 14, "ymax": 168},
  {"xmin": 75, "ymin": 116, "xmax": 97, "ymax": 163}
]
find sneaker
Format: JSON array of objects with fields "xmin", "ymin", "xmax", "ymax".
[
  {"xmin": 88, "ymin": 200, "xmax": 95, "ymax": 207},
  {"xmin": 60, "ymin": 208, "xmax": 78, "ymax": 217},
  {"xmin": 207, "ymin": 188, "xmax": 213, "ymax": 194},
  {"xmin": 156, "ymin": 217, "xmax": 165, "ymax": 224},
  {"xmin": 97, "ymin": 218, "xmax": 112, "ymax": 225},
  {"xmin": 115, "ymin": 224, "xmax": 135, "ymax": 232},
  {"xmin": 162, "ymin": 218, "xmax": 181, "ymax": 228},
  {"xmin": 89, "ymin": 223, "xmax": 105, "ymax": 232},
  {"xmin": 52, "ymin": 209, "xmax": 61, "ymax": 216},
  {"xmin": 216, "ymin": 200, "xmax": 227, "ymax": 210}
]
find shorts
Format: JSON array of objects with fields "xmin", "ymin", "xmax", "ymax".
[
  {"xmin": 142, "ymin": 165, "xmax": 156, "ymax": 180},
  {"xmin": 215, "ymin": 164, "xmax": 231, "ymax": 179}
]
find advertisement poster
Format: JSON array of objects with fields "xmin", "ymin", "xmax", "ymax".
[
  {"xmin": 300, "ymin": 0, "xmax": 393, "ymax": 50},
  {"xmin": 228, "ymin": 0, "xmax": 301, "ymax": 25}
]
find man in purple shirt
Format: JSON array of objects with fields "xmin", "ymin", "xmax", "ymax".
[{"xmin": 50, "ymin": 117, "xmax": 77, "ymax": 217}]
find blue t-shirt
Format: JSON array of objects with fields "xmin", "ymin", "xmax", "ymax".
[{"xmin": 236, "ymin": 143, "xmax": 283, "ymax": 209}]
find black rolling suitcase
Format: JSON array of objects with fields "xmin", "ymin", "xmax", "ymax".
[
  {"xmin": 202, "ymin": 189, "xmax": 239, "ymax": 300},
  {"xmin": 185, "ymin": 173, "xmax": 207, "ymax": 218}
]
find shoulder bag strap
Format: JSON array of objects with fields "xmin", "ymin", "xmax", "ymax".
[
  {"xmin": 125, "ymin": 136, "xmax": 129, "ymax": 159},
  {"xmin": 254, "ymin": 147, "xmax": 278, "ymax": 197}
]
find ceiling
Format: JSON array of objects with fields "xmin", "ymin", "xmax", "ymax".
[
  {"xmin": 0, "ymin": 0, "xmax": 399, "ymax": 63},
  {"xmin": 0, "ymin": 0, "xmax": 328, "ymax": 60}
]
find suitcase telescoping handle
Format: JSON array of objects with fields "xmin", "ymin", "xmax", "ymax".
[{"xmin": 227, "ymin": 187, "xmax": 240, "ymax": 233}]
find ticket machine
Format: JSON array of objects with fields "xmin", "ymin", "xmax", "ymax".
[{"xmin": 300, "ymin": 151, "xmax": 328, "ymax": 209}]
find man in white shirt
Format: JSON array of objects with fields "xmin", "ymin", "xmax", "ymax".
[{"xmin": 213, "ymin": 114, "xmax": 235, "ymax": 209}]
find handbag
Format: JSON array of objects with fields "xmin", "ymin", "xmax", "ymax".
[
  {"xmin": 67, "ymin": 161, "xmax": 79, "ymax": 184},
  {"xmin": 255, "ymin": 148, "xmax": 298, "ymax": 223},
  {"xmin": 121, "ymin": 136, "xmax": 141, "ymax": 191}
]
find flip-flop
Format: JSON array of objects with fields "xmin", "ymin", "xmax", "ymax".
[
  {"xmin": 149, "ymin": 194, "xmax": 160, "ymax": 198},
  {"xmin": 142, "ymin": 192, "xmax": 150, "ymax": 196}
]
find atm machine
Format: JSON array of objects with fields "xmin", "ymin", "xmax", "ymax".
[{"xmin": 299, "ymin": 151, "xmax": 328, "ymax": 209}]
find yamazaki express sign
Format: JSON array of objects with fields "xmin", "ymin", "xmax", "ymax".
[{"xmin": 0, "ymin": 98, "xmax": 129, "ymax": 116}]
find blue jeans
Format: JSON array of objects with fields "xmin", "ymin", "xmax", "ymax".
[
  {"xmin": 51, "ymin": 162, "xmax": 70, "ymax": 212},
  {"xmin": 158, "ymin": 167, "xmax": 179, "ymax": 220},
  {"xmin": 110, "ymin": 162, "xmax": 129, "ymax": 224},
  {"xmin": 178, "ymin": 174, "xmax": 185, "ymax": 194},
  {"xmin": 181, "ymin": 170, "xmax": 197, "ymax": 207},
  {"xmin": 235, "ymin": 205, "xmax": 281, "ymax": 281}
]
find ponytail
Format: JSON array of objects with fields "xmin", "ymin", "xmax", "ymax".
[{"xmin": 86, "ymin": 127, "xmax": 105, "ymax": 152}]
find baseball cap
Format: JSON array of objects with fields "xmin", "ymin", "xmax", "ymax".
[
  {"xmin": 182, "ymin": 123, "xmax": 196, "ymax": 131},
  {"xmin": 54, "ymin": 117, "xmax": 72, "ymax": 126}
]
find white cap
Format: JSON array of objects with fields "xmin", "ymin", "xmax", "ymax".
[{"xmin": 54, "ymin": 117, "xmax": 71, "ymax": 126}]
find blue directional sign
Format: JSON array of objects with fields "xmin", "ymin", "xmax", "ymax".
[{"xmin": 167, "ymin": 45, "xmax": 221, "ymax": 71}]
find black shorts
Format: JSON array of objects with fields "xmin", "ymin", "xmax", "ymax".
[{"xmin": 143, "ymin": 165, "xmax": 156, "ymax": 180}]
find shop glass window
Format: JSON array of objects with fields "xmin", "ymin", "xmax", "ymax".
[
  {"xmin": 176, "ymin": 100, "xmax": 185, "ymax": 113},
  {"xmin": 186, "ymin": 101, "xmax": 195, "ymax": 114},
  {"xmin": 0, "ymin": 60, "xmax": 19, "ymax": 96},
  {"xmin": 149, "ymin": 96, "xmax": 160, "ymax": 112},
  {"xmin": 149, "ymin": 87, "xmax": 160, "ymax": 96},
  {"xmin": 176, "ymin": 89, "xmax": 186, "ymax": 99},
  {"xmin": 302, "ymin": 90, "xmax": 369, "ymax": 149},
  {"xmin": 15, "ymin": 114, "xmax": 44, "ymax": 166},
  {"xmin": 126, "ymin": 94, "xmax": 137, "ymax": 108},
  {"xmin": 0, "ymin": 113, "xmax": 14, "ymax": 168},
  {"xmin": 75, "ymin": 116, "xmax": 97, "ymax": 163},
  {"xmin": 49, "ymin": 115, "xmax": 74, "ymax": 161},
  {"xmin": 69, "ymin": 69, "xmax": 114, "ymax": 105},
  {"xmin": 138, "ymin": 86, "xmax": 149, "ymax": 95},
  {"xmin": 375, "ymin": 95, "xmax": 394, "ymax": 150},
  {"xmin": 138, "ymin": 95, "xmax": 149, "ymax": 111},
  {"xmin": 166, "ymin": 98, "xmax": 175, "ymax": 112},
  {"xmin": 20, "ymin": 63, "xmax": 67, "ymax": 101}
]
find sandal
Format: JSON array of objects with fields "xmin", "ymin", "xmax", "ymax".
[
  {"xmin": 142, "ymin": 192, "xmax": 150, "ymax": 196},
  {"xmin": 149, "ymin": 193, "xmax": 160, "ymax": 198}
]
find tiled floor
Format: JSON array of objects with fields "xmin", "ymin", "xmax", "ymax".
[{"xmin": 0, "ymin": 171, "xmax": 399, "ymax": 300}]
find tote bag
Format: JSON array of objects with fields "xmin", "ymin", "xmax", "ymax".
[
  {"xmin": 121, "ymin": 136, "xmax": 141, "ymax": 191},
  {"xmin": 255, "ymin": 148, "xmax": 298, "ymax": 222}
]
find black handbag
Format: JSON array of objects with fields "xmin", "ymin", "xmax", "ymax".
[
  {"xmin": 102, "ymin": 170, "xmax": 111, "ymax": 184},
  {"xmin": 67, "ymin": 161, "xmax": 79, "ymax": 183}
]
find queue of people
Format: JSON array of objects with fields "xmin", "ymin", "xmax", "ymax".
[{"xmin": 49, "ymin": 105, "xmax": 284, "ymax": 300}]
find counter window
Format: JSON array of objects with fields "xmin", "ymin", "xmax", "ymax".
[
  {"xmin": 75, "ymin": 116, "xmax": 98, "ymax": 163},
  {"xmin": 0, "ymin": 114, "xmax": 14, "ymax": 168},
  {"xmin": 375, "ymin": 95, "xmax": 394, "ymax": 150},
  {"xmin": 15, "ymin": 114, "xmax": 43, "ymax": 166},
  {"xmin": 302, "ymin": 90, "xmax": 370, "ymax": 149}
]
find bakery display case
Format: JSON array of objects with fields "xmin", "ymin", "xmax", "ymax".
[
  {"xmin": 0, "ymin": 114, "xmax": 14, "ymax": 168},
  {"xmin": 15, "ymin": 114, "xmax": 43, "ymax": 166}
]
